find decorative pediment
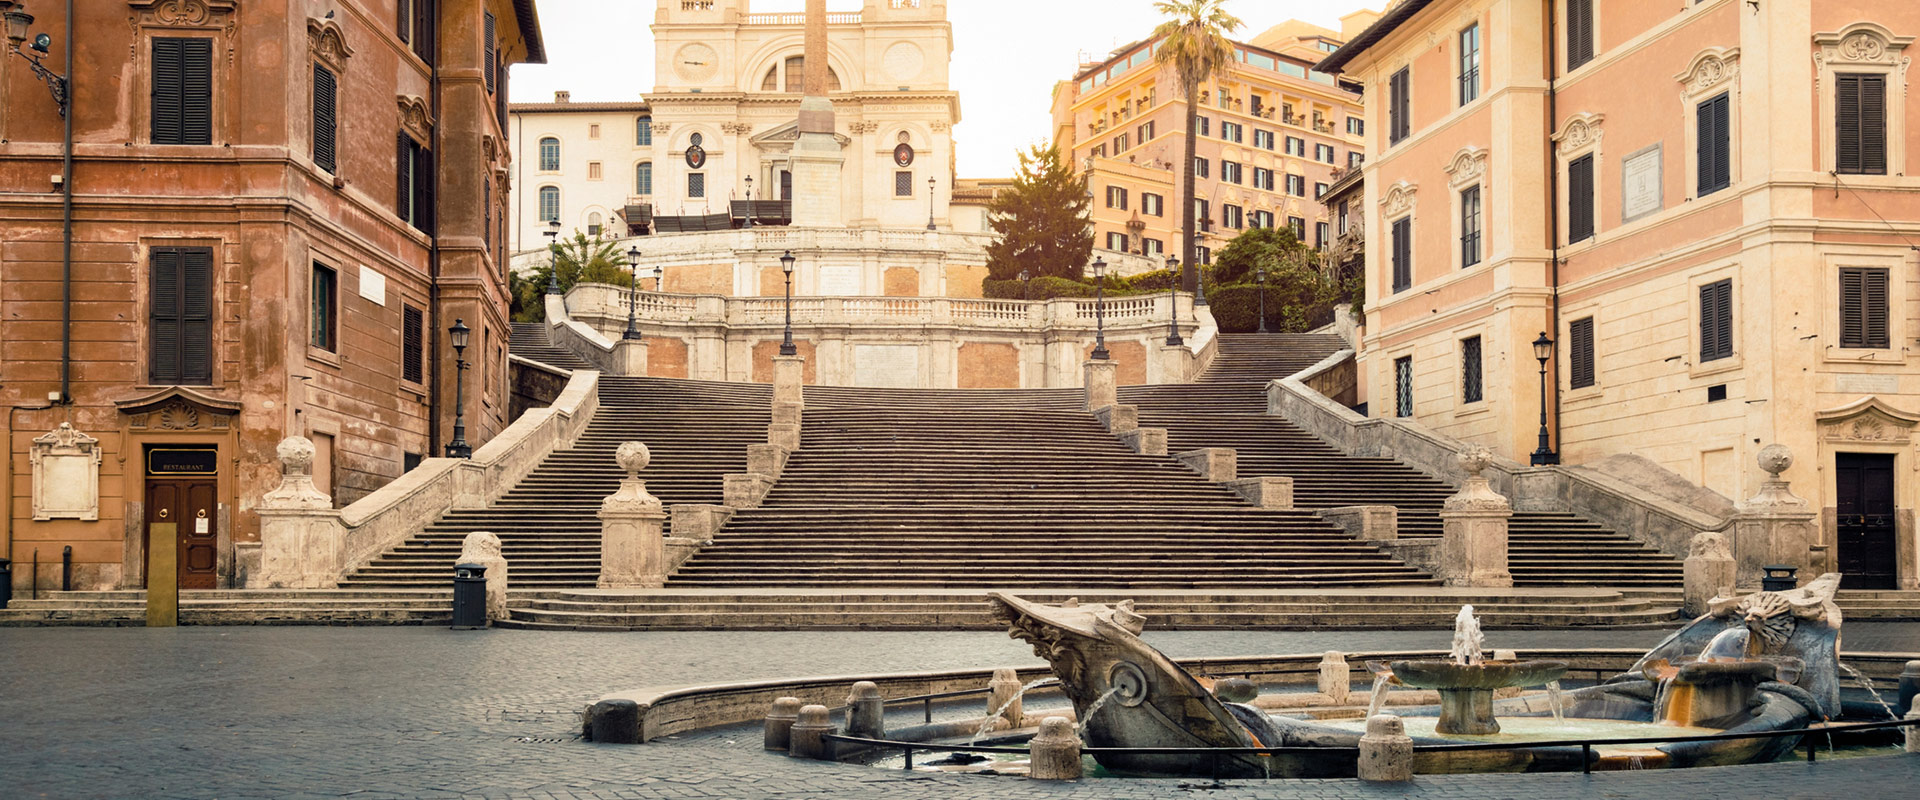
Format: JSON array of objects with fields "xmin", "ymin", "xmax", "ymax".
[
  {"xmin": 307, "ymin": 18, "xmax": 354, "ymax": 71},
  {"xmin": 129, "ymin": 0, "xmax": 237, "ymax": 27},
  {"xmin": 1815, "ymin": 396, "xmax": 1920, "ymax": 442},
  {"xmin": 1677, "ymin": 47, "xmax": 1742, "ymax": 95},
  {"xmin": 116, "ymin": 386, "xmax": 242, "ymax": 433},
  {"xmin": 398, "ymin": 95, "xmax": 434, "ymax": 145},
  {"xmin": 1813, "ymin": 23, "xmax": 1913, "ymax": 91},
  {"xmin": 1553, "ymin": 112, "xmax": 1605, "ymax": 156},
  {"xmin": 1443, "ymin": 145, "xmax": 1488, "ymax": 188},
  {"xmin": 1378, "ymin": 180, "xmax": 1418, "ymax": 218},
  {"xmin": 748, "ymin": 120, "xmax": 851, "ymax": 150}
]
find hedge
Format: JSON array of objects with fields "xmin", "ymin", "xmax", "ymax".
[{"xmin": 1204, "ymin": 284, "xmax": 1333, "ymax": 333}]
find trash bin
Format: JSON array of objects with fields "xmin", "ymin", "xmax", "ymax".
[
  {"xmin": 452, "ymin": 562, "xmax": 488, "ymax": 630},
  {"xmin": 1761, "ymin": 565, "xmax": 1798, "ymax": 593},
  {"xmin": 0, "ymin": 558, "xmax": 11, "ymax": 609}
]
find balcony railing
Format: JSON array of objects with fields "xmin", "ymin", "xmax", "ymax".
[
  {"xmin": 743, "ymin": 12, "xmax": 862, "ymax": 24},
  {"xmin": 570, "ymin": 286, "xmax": 1190, "ymax": 331}
]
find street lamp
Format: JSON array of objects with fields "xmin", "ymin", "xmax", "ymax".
[
  {"xmin": 543, "ymin": 219, "xmax": 563, "ymax": 294},
  {"xmin": 744, "ymin": 175, "xmax": 755, "ymax": 228},
  {"xmin": 4, "ymin": 4, "xmax": 67, "ymax": 117},
  {"xmin": 1164, "ymin": 255, "xmax": 1183, "ymax": 346},
  {"xmin": 445, "ymin": 319, "xmax": 472, "ymax": 459},
  {"xmin": 1019, "ymin": 268, "xmax": 1032, "ymax": 302},
  {"xmin": 779, "ymin": 250, "xmax": 797, "ymax": 356},
  {"xmin": 623, "ymin": 245, "xmax": 643, "ymax": 341},
  {"xmin": 1255, "ymin": 265, "xmax": 1269, "ymax": 333},
  {"xmin": 653, "ymin": 264, "xmax": 664, "ymax": 292},
  {"xmin": 926, "ymin": 176, "xmax": 937, "ymax": 231},
  {"xmin": 1194, "ymin": 241, "xmax": 1209, "ymax": 307},
  {"xmin": 1530, "ymin": 331, "xmax": 1559, "ymax": 466},
  {"xmin": 1090, "ymin": 256, "xmax": 1110, "ymax": 361}
]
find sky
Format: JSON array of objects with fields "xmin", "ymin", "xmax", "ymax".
[{"xmin": 510, "ymin": 0, "xmax": 1378, "ymax": 177}]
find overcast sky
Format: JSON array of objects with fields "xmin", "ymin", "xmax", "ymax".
[{"xmin": 511, "ymin": 0, "xmax": 1376, "ymax": 177}]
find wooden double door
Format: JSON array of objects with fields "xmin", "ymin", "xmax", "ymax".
[
  {"xmin": 146, "ymin": 478, "xmax": 218, "ymax": 589},
  {"xmin": 1834, "ymin": 453, "xmax": 1899, "ymax": 590}
]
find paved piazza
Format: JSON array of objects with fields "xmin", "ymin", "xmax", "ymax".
[{"xmin": 4, "ymin": 624, "xmax": 1919, "ymax": 799}]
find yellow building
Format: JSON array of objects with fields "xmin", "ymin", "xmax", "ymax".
[{"xmin": 1049, "ymin": 13, "xmax": 1380, "ymax": 265}]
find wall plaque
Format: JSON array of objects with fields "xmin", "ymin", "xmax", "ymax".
[
  {"xmin": 31, "ymin": 423, "xmax": 101, "ymax": 521},
  {"xmin": 852, "ymin": 344, "xmax": 922, "ymax": 388},
  {"xmin": 816, "ymin": 265, "xmax": 862, "ymax": 296},
  {"xmin": 1620, "ymin": 144, "xmax": 1662, "ymax": 222},
  {"xmin": 1836, "ymin": 373, "xmax": 1900, "ymax": 395}
]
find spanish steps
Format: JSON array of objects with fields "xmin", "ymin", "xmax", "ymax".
[{"xmin": 508, "ymin": 321, "xmax": 596, "ymax": 371}]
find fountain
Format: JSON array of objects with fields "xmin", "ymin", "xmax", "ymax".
[{"xmin": 1380, "ymin": 606, "xmax": 1568, "ymax": 734}]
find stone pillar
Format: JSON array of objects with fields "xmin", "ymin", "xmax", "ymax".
[
  {"xmin": 598, "ymin": 442, "xmax": 668, "ymax": 589},
  {"xmin": 765, "ymin": 697, "xmax": 802, "ymax": 751},
  {"xmin": 1357, "ymin": 714, "xmax": 1414, "ymax": 782},
  {"xmin": 1094, "ymin": 403, "xmax": 1137, "ymax": 433},
  {"xmin": 613, "ymin": 338, "xmax": 649, "ymax": 377},
  {"xmin": 457, "ymin": 531, "xmax": 510, "ymax": 622},
  {"xmin": 1083, "ymin": 359, "xmax": 1117, "ymax": 411},
  {"xmin": 588, "ymin": 699, "xmax": 641, "ymax": 744},
  {"xmin": 1157, "ymin": 343, "xmax": 1193, "ymax": 383},
  {"xmin": 988, "ymin": 667, "xmax": 1024, "ymax": 730},
  {"xmin": 1225, "ymin": 477, "xmax": 1293, "ymax": 509},
  {"xmin": 1319, "ymin": 651, "xmax": 1351, "ymax": 704},
  {"xmin": 1319, "ymin": 506, "xmax": 1398, "ymax": 540},
  {"xmin": 769, "ymin": 400, "xmax": 802, "ymax": 451},
  {"xmin": 788, "ymin": 704, "xmax": 835, "ymax": 760},
  {"xmin": 1175, "ymin": 448, "xmax": 1237, "ymax": 481},
  {"xmin": 1439, "ymin": 446, "xmax": 1513, "ymax": 587},
  {"xmin": 844, "ymin": 681, "xmax": 884, "ymax": 739},
  {"xmin": 255, "ymin": 436, "xmax": 345, "ymax": 589},
  {"xmin": 1027, "ymin": 716, "xmax": 1083, "ymax": 780},
  {"xmin": 1730, "ymin": 445, "xmax": 1817, "ymax": 589},
  {"xmin": 1683, "ymin": 532, "xmax": 1738, "ymax": 616},
  {"xmin": 772, "ymin": 355, "xmax": 806, "ymax": 406},
  {"xmin": 1899, "ymin": 660, "xmax": 1920, "ymax": 722},
  {"xmin": 1119, "ymin": 428, "xmax": 1167, "ymax": 456}
]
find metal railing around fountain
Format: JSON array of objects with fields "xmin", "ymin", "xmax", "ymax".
[{"xmin": 823, "ymin": 680, "xmax": 1062, "ymax": 725}]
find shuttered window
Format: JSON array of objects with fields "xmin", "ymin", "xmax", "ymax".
[
  {"xmin": 151, "ymin": 37, "xmax": 212, "ymax": 145},
  {"xmin": 1836, "ymin": 73, "xmax": 1888, "ymax": 175},
  {"xmin": 1388, "ymin": 67, "xmax": 1411, "ymax": 145},
  {"xmin": 1395, "ymin": 356, "xmax": 1414, "ymax": 417},
  {"xmin": 313, "ymin": 63, "xmax": 338, "ymax": 174},
  {"xmin": 483, "ymin": 12, "xmax": 497, "ymax": 94},
  {"xmin": 1697, "ymin": 92, "xmax": 1731, "ymax": 196},
  {"xmin": 1461, "ymin": 336, "xmax": 1483, "ymax": 404},
  {"xmin": 1569, "ymin": 316, "xmax": 1596, "ymax": 388},
  {"xmin": 149, "ymin": 247, "xmax": 214, "ymax": 385},
  {"xmin": 1839, "ymin": 267, "xmax": 1890, "ymax": 349},
  {"xmin": 1699, "ymin": 278, "xmax": 1734, "ymax": 362},
  {"xmin": 398, "ymin": 0, "xmax": 410, "ymax": 43},
  {"xmin": 397, "ymin": 134, "xmax": 435, "ymax": 233},
  {"xmin": 1391, "ymin": 217, "xmax": 1413, "ymax": 293},
  {"xmin": 410, "ymin": 0, "xmax": 436, "ymax": 66},
  {"xmin": 402, "ymin": 305, "xmax": 425, "ymax": 384},
  {"xmin": 1568, "ymin": 153, "xmax": 1595, "ymax": 243},
  {"xmin": 1567, "ymin": 0, "xmax": 1595, "ymax": 69},
  {"xmin": 311, "ymin": 264, "xmax": 338, "ymax": 352},
  {"xmin": 1460, "ymin": 185, "xmax": 1482, "ymax": 267}
]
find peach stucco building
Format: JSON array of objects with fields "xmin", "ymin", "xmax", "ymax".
[{"xmin": 1320, "ymin": 0, "xmax": 1920, "ymax": 589}]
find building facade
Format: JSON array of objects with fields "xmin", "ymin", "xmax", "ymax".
[
  {"xmin": 508, "ymin": 96, "xmax": 655, "ymax": 246},
  {"xmin": 1321, "ymin": 0, "xmax": 1920, "ymax": 589},
  {"xmin": 1, "ymin": 0, "xmax": 543, "ymax": 592},
  {"xmin": 1050, "ymin": 14, "xmax": 1377, "ymax": 266}
]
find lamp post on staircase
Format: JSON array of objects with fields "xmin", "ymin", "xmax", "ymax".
[
  {"xmin": 779, "ymin": 250, "xmax": 798, "ymax": 356},
  {"xmin": 1090, "ymin": 256, "xmax": 1110, "ymax": 360},
  {"xmin": 445, "ymin": 319, "xmax": 472, "ymax": 459},
  {"xmin": 1255, "ymin": 266, "xmax": 1269, "ymax": 333},
  {"xmin": 1530, "ymin": 331, "xmax": 1559, "ymax": 466},
  {"xmin": 1019, "ymin": 268, "xmax": 1031, "ymax": 302},
  {"xmin": 623, "ymin": 246, "xmax": 643, "ymax": 341},
  {"xmin": 543, "ymin": 220, "xmax": 563, "ymax": 294},
  {"xmin": 1164, "ymin": 254, "xmax": 1183, "ymax": 346}
]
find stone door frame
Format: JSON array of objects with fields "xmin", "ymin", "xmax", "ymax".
[
  {"xmin": 115, "ymin": 388, "xmax": 242, "ymax": 590},
  {"xmin": 1814, "ymin": 396, "xmax": 1920, "ymax": 590}
]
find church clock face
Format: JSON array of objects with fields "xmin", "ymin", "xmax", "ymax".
[
  {"xmin": 893, "ymin": 143, "xmax": 915, "ymax": 167},
  {"xmin": 674, "ymin": 43, "xmax": 719, "ymax": 84}
]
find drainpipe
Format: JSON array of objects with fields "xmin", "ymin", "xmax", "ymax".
[
  {"xmin": 426, "ymin": 23, "xmax": 443, "ymax": 457},
  {"xmin": 1544, "ymin": 0, "xmax": 1562, "ymax": 458},
  {"xmin": 57, "ymin": 0, "xmax": 73, "ymax": 405}
]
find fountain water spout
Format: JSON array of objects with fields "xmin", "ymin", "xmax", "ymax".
[{"xmin": 1451, "ymin": 605, "xmax": 1486, "ymax": 666}]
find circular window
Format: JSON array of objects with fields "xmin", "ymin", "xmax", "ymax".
[
  {"xmin": 690, "ymin": 132, "xmax": 704, "ymax": 147},
  {"xmin": 897, "ymin": 131, "xmax": 911, "ymax": 144}
]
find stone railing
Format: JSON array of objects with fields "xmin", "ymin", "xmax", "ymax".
[
  {"xmin": 508, "ymin": 228, "xmax": 1161, "ymax": 279},
  {"xmin": 253, "ymin": 370, "xmax": 601, "ymax": 588},
  {"xmin": 567, "ymin": 285, "xmax": 1198, "ymax": 333}
]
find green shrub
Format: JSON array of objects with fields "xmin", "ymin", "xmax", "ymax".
[{"xmin": 1205, "ymin": 285, "xmax": 1331, "ymax": 333}]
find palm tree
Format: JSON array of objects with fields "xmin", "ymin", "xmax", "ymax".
[{"xmin": 1153, "ymin": 0, "xmax": 1243, "ymax": 305}]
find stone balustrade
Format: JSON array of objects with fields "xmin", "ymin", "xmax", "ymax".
[
  {"xmin": 568, "ymin": 283, "xmax": 1192, "ymax": 331},
  {"xmin": 509, "ymin": 228, "xmax": 1159, "ymax": 277}
]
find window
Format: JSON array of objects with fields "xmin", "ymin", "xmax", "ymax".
[
  {"xmin": 1349, "ymin": 152, "xmax": 1365, "ymax": 170},
  {"xmin": 1254, "ymin": 129, "xmax": 1275, "ymax": 150},
  {"xmin": 1142, "ymin": 193, "xmax": 1163, "ymax": 216},
  {"xmin": 538, "ymin": 186, "xmax": 559, "ymax": 222},
  {"xmin": 1567, "ymin": 0, "xmax": 1595, "ymax": 70},
  {"xmin": 1114, "ymin": 133, "xmax": 1130, "ymax": 152},
  {"xmin": 1221, "ymin": 121, "xmax": 1243, "ymax": 143},
  {"xmin": 1195, "ymin": 199, "xmax": 1210, "ymax": 228},
  {"xmin": 1194, "ymin": 158, "xmax": 1209, "ymax": 179},
  {"xmin": 1315, "ymin": 143, "xmax": 1336, "ymax": 163},
  {"xmin": 408, "ymin": 0, "xmax": 437, "ymax": 66},
  {"xmin": 1223, "ymin": 204, "xmax": 1243, "ymax": 229},
  {"xmin": 637, "ymin": 116, "xmax": 653, "ymax": 146},
  {"xmin": 636, "ymin": 162, "xmax": 653, "ymax": 195},
  {"xmin": 1106, "ymin": 231, "xmax": 1128, "ymax": 250},
  {"xmin": 1144, "ymin": 238, "xmax": 1164, "ymax": 256},
  {"xmin": 1388, "ymin": 67, "xmax": 1411, "ymax": 144},
  {"xmin": 539, "ymin": 137, "xmax": 560, "ymax": 171},
  {"xmin": 1459, "ymin": 24, "xmax": 1481, "ymax": 105},
  {"xmin": 1091, "ymin": 144, "xmax": 1106, "ymax": 159},
  {"xmin": 1196, "ymin": 246, "xmax": 1211, "ymax": 265},
  {"xmin": 1315, "ymin": 221, "xmax": 1331, "ymax": 249},
  {"xmin": 1314, "ymin": 182, "xmax": 1330, "ymax": 199},
  {"xmin": 1252, "ymin": 210, "xmax": 1275, "ymax": 229},
  {"xmin": 1106, "ymin": 185, "xmax": 1128, "ymax": 209},
  {"xmin": 1567, "ymin": 153, "xmax": 1595, "ymax": 243},
  {"xmin": 897, "ymin": 171, "xmax": 919, "ymax": 197},
  {"xmin": 1253, "ymin": 167, "xmax": 1274, "ymax": 191},
  {"xmin": 148, "ymin": 247, "xmax": 213, "ymax": 385},
  {"xmin": 1697, "ymin": 93, "xmax": 1731, "ymax": 195},
  {"xmin": 311, "ymin": 263, "xmax": 338, "ymax": 352},
  {"xmin": 1138, "ymin": 121, "xmax": 1155, "ymax": 141},
  {"xmin": 1569, "ymin": 317, "xmax": 1596, "ymax": 388},
  {"xmin": 1836, "ymin": 74, "xmax": 1888, "ymax": 175},
  {"xmin": 396, "ymin": 134, "xmax": 434, "ymax": 233},
  {"xmin": 688, "ymin": 172, "xmax": 706, "ymax": 198},
  {"xmin": 587, "ymin": 161, "xmax": 602, "ymax": 180},
  {"xmin": 483, "ymin": 12, "xmax": 497, "ymax": 95},
  {"xmin": 588, "ymin": 123, "xmax": 601, "ymax": 140},
  {"xmin": 1285, "ymin": 174, "xmax": 1306, "ymax": 196},
  {"xmin": 1699, "ymin": 278, "xmax": 1734, "ymax": 362},
  {"xmin": 1840, "ymin": 267, "xmax": 1891, "ymax": 349},
  {"xmin": 1347, "ymin": 117, "xmax": 1364, "ymax": 136},
  {"xmin": 1198, "ymin": 116, "xmax": 1211, "ymax": 137},
  {"xmin": 1288, "ymin": 216, "xmax": 1306, "ymax": 240},
  {"xmin": 402, "ymin": 304, "xmax": 425, "ymax": 384},
  {"xmin": 312, "ymin": 63, "xmax": 338, "ymax": 173},
  {"xmin": 1391, "ymin": 216, "xmax": 1412, "ymax": 292},
  {"xmin": 1285, "ymin": 136, "xmax": 1306, "ymax": 156},
  {"xmin": 1461, "ymin": 336, "xmax": 1483, "ymax": 403},
  {"xmin": 1222, "ymin": 162, "xmax": 1243, "ymax": 184},
  {"xmin": 1460, "ymin": 185, "xmax": 1482, "ymax": 267},
  {"xmin": 1394, "ymin": 356, "xmax": 1414, "ymax": 417},
  {"xmin": 588, "ymin": 213, "xmax": 602, "ymax": 236},
  {"xmin": 151, "ymin": 38, "xmax": 212, "ymax": 145}
]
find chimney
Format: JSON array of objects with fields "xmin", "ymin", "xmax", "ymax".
[{"xmin": 554, "ymin": 90, "xmax": 571, "ymax": 103}]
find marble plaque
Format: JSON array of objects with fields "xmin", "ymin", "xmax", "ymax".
[
  {"xmin": 852, "ymin": 344, "xmax": 922, "ymax": 388},
  {"xmin": 817, "ymin": 265, "xmax": 862, "ymax": 296},
  {"xmin": 1620, "ymin": 145, "xmax": 1662, "ymax": 222},
  {"xmin": 358, "ymin": 265, "xmax": 387, "ymax": 305},
  {"xmin": 1836, "ymin": 373, "xmax": 1900, "ymax": 395},
  {"xmin": 31, "ymin": 423, "xmax": 100, "ymax": 521}
]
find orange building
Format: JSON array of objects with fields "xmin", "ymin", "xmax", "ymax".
[{"xmin": 0, "ymin": 1, "xmax": 543, "ymax": 592}]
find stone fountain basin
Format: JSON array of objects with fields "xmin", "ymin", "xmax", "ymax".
[{"xmin": 1388, "ymin": 660, "xmax": 1569, "ymax": 690}]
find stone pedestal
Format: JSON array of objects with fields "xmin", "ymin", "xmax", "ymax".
[
  {"xmin": 1319, "ymin": 651, "xmax": 1351, "ymax": 704},
  {"xmin": 769, "ymin": 401, "xmax": 803, "ymax": 450},
  {"xmin": 1319, "ymin": 505, "xmax": 1398, "ymax": 540},
  {"xmin": 748, "ymin": 444, "xmax": 792, "ymax": 476},
  {"xmin": 1118, "ymin": 427, "xmax": 1167, "ymax": 456},
  {"xmin": 589, "ymin": 699, "xmax": 641, "ymax": 744},
  {"xmin": 1357, "ymin": 714, "xmax": 1414, "ymax": 782},
  {"xmin": 1730, "ymin": 445, "xmax": 1816, "ymax": 588},
  {"xmin": 1176, "ymin": 448, "xmax": 1237, "ymax": 482},
  {"xmin": 724, "ymin": 473, "xmax": 776, "ymax": 509},
  {"xmin": 1083, "ymin": 359, "xmax": 1117, "ymax": 411},
  {"xmin": 255, "ymin": 436, "xmax": 345, "ymax": 589},
  {"xmin": 1683, "ymin": 532, "xmax": 1737, "ymax": 616},
  {"xmin": 988, "ymin": 667, "xmax": 1024, "ymax": 730},
  {"xmin": 1906, "ymin": 697, "xmax": 1919, "ymax": 754},
  {"xmin": 1439, "ymin": 446, "xmax": 1513, "ymax": 588},
  {"xmin": 1094, "ymin": 403, "xmax": 1137, "ymax": 433},
  {"xmin": 772, "ymin": 355, "xmax": 806, "ymax": 406},
  {"xmin": 1226, "ymin": 477, "xmax": 1293, "ymax": 509},
  {"xmin": 790, "ymin": 126, "xmax": 844, "ymax": 228},
  {"xmin": 844, "ymin": 681, "xmax": 884, "ymax": 739},
  {"xmin": 1157, "ymin": 343, "xmax": 1194, "ymax": 383},
  {"xmin": 1027, "ymin": 716, "xmax": 1083, "ymax": 780},
  {"xmin": 457, "ymin": 531, "xmax": 510, "ymax": 622},
  {"xmin": 599, "ymin": 442, "xmax": 668, "ymax": 589},
  {"xmin": 614, "ymin": 338, "xmax": 649, "ymax": 377}
]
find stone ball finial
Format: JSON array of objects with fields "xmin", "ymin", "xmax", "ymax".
[
  {"xmin": 615, "ymin": 441, "xmax": 651, "ymax": 475},
  {"xmin": 1756, "ymin": 444, "xmax": 1793, "ymax": 477},
  {"xmin": 277, "ymin": 436, "xmax": 316, "ymax": 476},
  {"xmin": 1456, "ymin": 444, "xmax": 1494, "ymax": 477}
]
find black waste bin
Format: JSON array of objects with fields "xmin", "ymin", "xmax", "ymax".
[
  {"xmin": 1761, "ymin": 565, "xmax": 1798, "ymax": 593},
  {"xmin": 452, "ymin": 562, "xmax": 488, "ymax": 630},
  {"xmin": 0, "ymin": 558, "xmax": 11, "ymax": 609}
]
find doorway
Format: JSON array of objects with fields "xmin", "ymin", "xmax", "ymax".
[
  {"xmin": 1834, "ymin": 452, "xmax": 1898, "ymax": 590},
  {"xmin": 144, "ymin": 446, "xmax": 220, "ymax": 590}
]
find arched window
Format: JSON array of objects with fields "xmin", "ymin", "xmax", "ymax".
[
  {"xmin": 765, "ymin": 57, "xmax": 842, "ymax": 93},
  {"xmin": 539, "ymin": 137, "xmax": 560, "ymax": 171},
  {"xmin": 636, "ymin": 162, "xmax": 653, "ymax": 195},
  {"xmin": 587, "ymin": 212, "xmax": 603, "ymax": 236},
  {"xmin": 538, "ymin": 186, "xmax": 560, "ymax": 222},
  {"xmin": 636, "ymin": 116, "xmax": 652, "ymax": 146}
]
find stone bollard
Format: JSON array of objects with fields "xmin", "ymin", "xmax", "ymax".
[
  {"xmin": 1439, "ymin": 446, "xmax": 1513, "ymax": 587},
  {"xmin": 845, "ymin": 681, "xmax": 885, "ymax": 739},
  {"xmin": 1357, "ymin": 714, "xmax": 1414, "ymax": 782},
  {"xmin": 1319, "ymin": 651, "xmax": 1351, "ymax": 704},
  {"xmin": 598, "ymin": 442, "xmax": 668, "ymax": 589},
  {"xmin": 788, "ymin": 704, "xmax": 835, "ymax": 760},
  {"xmin": 988, "ymin": 668, "xmax": 1025, "ymax": 730},
  {"xmin": 1683, "ymin": 532, "xmax": 1737, "ymax": 616},
  {"xmin": 588, "ymin": 698, "xmax": 641, "ymax": 744},
  {"xmin": 1907, "ymin": 697, "xmax": 1920, "ymax": 755},
  {"xmin": 1027, "ymin": 716, "xmax": 1083, "ymax": 780},
  {"xmin": 457, "ymin": 531, "xmax": 509, "ymax": 622},
  {"xmin": 764, "ymin": 697, "xmax": 802, "ymax": 751}
]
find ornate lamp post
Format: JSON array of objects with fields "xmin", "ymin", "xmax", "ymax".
[
  {"xmin": 1090, "ymin": 256, "xmax": 1110, "ymax": 361},
  {"xmin": 543, "ymin": 219, "xmax": 563, "ymax": 294},
  {"xmin": 653, "ymin": 264, "xmax": 664, "ymax": 292},
  {"xmin": 7, "ymin": 3, "xmax": 72, "ymax": 403},
  {"xmin": 3, "ymin": 3, "xmax": 68, "ymax": 116},
  {"xmin": 1255, "ymin": 265, "xmax": 1269, "ymax": 333},
  {"xmin": 444, "ymin": 319, "xmax": 472, "ymax": 459},
  {"xmin": 1530, "ymin": 331, "xmax": 1559, "ymax": 466},
  {"xmin": 1164, "ymin": 255, "xmax": 1183, "ymax": 346},
  {"xmin": 779, "ymin": 250, "xmax": 797, "ymax": 356},
  {"xmin": 1019, "ymin": 268, "xmax": 1031, "ymax": 302},
  {"xmin": 1194, "ymin": 243, "xmax": 1209, "ymax": 307},
  {"xmin": 926, "ymin": 176, "xmax": 937, "ymax": 231},
  {"xmin": 744, "ymin": 175, "xmax": 755, "ymax": 228},
  {"xmin": 623, "ymin": 246, "xmax": 643, "ymax": 341}
]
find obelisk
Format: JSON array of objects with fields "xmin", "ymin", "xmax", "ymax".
[{"xmin": 789, "ymin": 0, "xmax": 845, "ymax": 227}]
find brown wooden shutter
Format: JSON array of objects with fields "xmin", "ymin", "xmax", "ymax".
[
  {"xmin": 1392, "ymin": 217, "xmax": 1412, "ymax": 292},
  {"xmin": 1861, "ymin": 75, "xmax": 1887, "ymax": 175},
  {"xmin": 1700, "ymin": 279, "xmax": 1733, "ymax": 361},
  {"xmin": 1837, "ymin": 74, "xmax": 1863, "ymax": 173},
  {"xmin": 1568, "ymin": 0, "xmax": 1595, "ymax": 68},
  {"xmin": 397, "ymin": 0, "xmax": 411, "ymax": 44},
  {"xmin": 1570, "ymin": 317, "xmax": 1595, "ymax": 388},
  {"xmin": 1841, "ymin": 267, "xmax": 1890, "ymax": 348},
  {"xmin": 181, "ymin": 248, "xmax": 213, "ymax": 383},
  {"xmin": 396, "ymin": 133, "xmax": 412, "ymax": 223},
  {"xmin": 149, "ymin": 248, "xmax": 183, "ymax": 383},
  {"xmin": 402, "ymin": 305, "xmax": 425, "ymax": 384},
  {"xmin": 1568, "ymin": 154, "xmax": 1595, "ymax": 242},
  {"xmin": 313, "ymin": 63, "xmax": 338, "ymax": 173},
  {"xmin": 1698, "ymin": 93, "xmax": 1730, "ymax": 195},
  {"xmin": 416, "ymin": 146, "xmax": 437, "ymax": 235},
  {"xmin": 1864, "ymin": 267, "xmax": 1889, "ymax": 347},
  {"xmin": 413, "ymin": 0, "xmax": 436, "ymax": 66},
  {"xmin": 151, "ymin": 39, "xmax": 183, "ymax": 145},
  {"xmin": 484, "ymin": 13, "xmax": 497, "ymax": 94},
  {"xmin": 180, "ymin": 39, "xmax": 213, "ymax": 145}
]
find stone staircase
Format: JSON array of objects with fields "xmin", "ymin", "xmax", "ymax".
[
  {"xmin": 338, "ymin": 377, "xmax": 770, "ymax": 589},
  {"xmin": 1120, "ymin": 334, "xmax": 1686, "ymax": 588},
  {"xmin": 509, "ymin": 321, "xmax": 595, "ymax": 371},
  {"xmin": 0, "ymin": 589, "xmax": 453, "ymax": 626}
]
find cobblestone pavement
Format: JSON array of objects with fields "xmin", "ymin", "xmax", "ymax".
[{"xmin": 3, "ymin": 625, "xmax": 1917, "ymax": 800}]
